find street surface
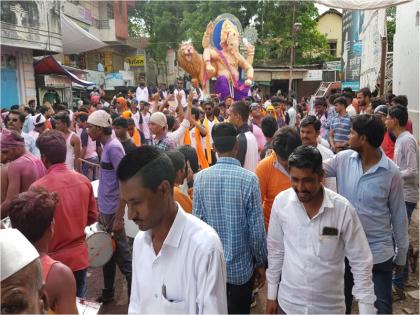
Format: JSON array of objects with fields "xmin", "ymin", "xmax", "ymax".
[{"xmin": 85, "ymin": 209, "xmax": 419, "ymax": 314}]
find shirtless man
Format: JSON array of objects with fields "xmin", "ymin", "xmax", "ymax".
[
  {"xmin": 1, "ymin": 129, "xmax": 46, "ymax": 218},
  {"xmin": 9, "ymin": 188, "xmax": 78, "ymax": 314},
  {"xmin": 54, "ymin": 111, "xmax": 81, "ymax": 172}
]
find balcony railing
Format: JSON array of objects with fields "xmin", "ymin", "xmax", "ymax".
[{"xmin": 94, "ymin": 19, "xmax": 110, "ymax": 29}]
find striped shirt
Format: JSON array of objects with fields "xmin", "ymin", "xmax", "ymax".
[
  {"xmin": 331, "ymin": 113, "xmax": 351, "ymax": 144},
  {"xmin": 193, "ymin": 157, "xmax": 267, "ymax": 285}
]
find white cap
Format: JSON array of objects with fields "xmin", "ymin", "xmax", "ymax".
[
  {"xmin": 149, "ymin": 112, "xmax": 167, "ymax": 128},
  {"xmin": 1, "ymin": 229, "xmax": 39, "ymax": 281},
  {"xmin": 32, "ymin": 113, "xmax": 46, "ymax": 126},
  {"xmin": 87, "ymin": 110, "xmax": 112, "ymax": 128}
]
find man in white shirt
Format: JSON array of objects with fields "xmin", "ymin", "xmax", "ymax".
[
  {"xmin": 230, "ymin": 101, "xmax": 260, "ymax": 172},
  {"xmin": 344, "ymin": 91, "xmax": 357, "ymax": 117},
  {"xmin": 174, "ymin": 80, "xmax": 187, "ymax": 107},
  {"xmin": 300, "ymin": 115, "xmax": 334, "ymax": 161},
  {"xmin": 300, "ymin": 115, "xmax": 336, "ymax": 191},
  {"xmin": 136, "ymin": 77, "xmax": 149, "ymax": 103},
  {"xmin": 140, "ymin": 102, "xmax": 152, "ymax": 145},
  {"xmin": 286, "ymin": 100, "xmax": 297, "ymax": 128},
  {"xmin": 117, "ymin": 146, "xmax": 227, "ymax": 314},
  {"xmin": 266, "ymin": 145, "xmax": 375, "ymax": 314}
]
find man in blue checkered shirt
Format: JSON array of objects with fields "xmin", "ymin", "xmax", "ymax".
[{"xmin": 193, "ymin": 122, "xmax": 267, "ymax": 314}]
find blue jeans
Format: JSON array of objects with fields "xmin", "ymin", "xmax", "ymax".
[
  {"xmin": 393, "ymin": 202, "xmax": 417, "ymax": 289},
  {"xmin": 73, "ymin": 268, "xmax": 88, "ymax": 298},
  {"xmin": 373, "ymin": 258, "xmax": 393, "ymax": 314},
  {"xmin": 345, "ymin": 257, "xmax": 393, "ymax": 314}
]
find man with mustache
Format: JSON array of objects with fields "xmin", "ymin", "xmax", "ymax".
[
  {"xmin": 266, "ymin": 145, "xmax": 375, "ymax": 314},
  {"xmin": 117, "ymin": 146, "xmax": 227, "ymax": 313}
]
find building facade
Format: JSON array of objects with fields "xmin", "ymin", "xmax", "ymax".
[
  {"xmin": 59, "ymin": 1, "xmax": 142, "ymax": 90},
  {"xmin": 393, "ymin": 1, "xmax": 420, "ymax": 140},
  {"xmin": 317, "ymin": 9, "xmax": 343, "ymax": 59},
  {"xmin": 0, "ymin": 0, "xmax": 62, "ymax": 108}
]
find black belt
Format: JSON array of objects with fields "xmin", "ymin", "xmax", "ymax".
[{"xmin": 100, "ymin": 162, "xmax": 114, "ymax": 170}]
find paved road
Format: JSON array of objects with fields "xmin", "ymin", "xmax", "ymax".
[{"xmin": 86, "ymin": 209, "xmax": 419, "ymax": 314}]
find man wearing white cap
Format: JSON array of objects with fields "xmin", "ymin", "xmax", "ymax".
[
  {"xmin": 1, "ymin": 229, "xmax": 48, "ymax": 314},
  {"xmin": 149, "ymin": 111, "xmax": 176, "ymax": 151},
  {"xmin": 28, "ymin": 113, "xmax": 47, "ymax": 141},
  {"xmin": 87, "ymin": 110, "xmax": 132, "ymax": 303}
]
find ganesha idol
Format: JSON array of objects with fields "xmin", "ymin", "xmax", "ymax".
[{"xmin": 177, "ymin": 15, "xmax": 255, "ymax": 101}]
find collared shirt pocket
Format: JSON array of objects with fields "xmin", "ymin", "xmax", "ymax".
[
  {"xmin": 162, "ymin": 297, "xmax": 187, "ymax": 314},
  {"xmin": 317, "ymin": 235, "xmax": 340, "ymax": 261}
]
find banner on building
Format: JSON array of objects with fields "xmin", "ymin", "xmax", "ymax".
[
  {"xmin": 125, "ymin": 55, "xmax": 145, "ymax": 67},
  {"xmin": 44, "ymin": 75, "xmax": 72, "ymax": 88},
  {"xmin": 359, "ymin": 9, "xmax": 386, "ymax": 90},
  {"xmin": 341, "ymin": 10, "xmax": 364, "ymax": 91},
  {"xmin": 303, "ymin": 70, "xmax": 323, "ymax": 81}
]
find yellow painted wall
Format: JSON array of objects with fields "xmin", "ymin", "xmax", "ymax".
[{"xmin": 317, "ymin": 13, "xmax": 343, "ymax": 58}]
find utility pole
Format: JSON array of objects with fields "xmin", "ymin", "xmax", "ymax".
[
  {"xmin": 379, "ymin": 36, "xmax": 387, "ymax": 96},
  {"xmin": 288, "ymin": 4, "xmax": 296, "ymax": 96},
  {"xmin": 288, "ymin": 5, "xmax": 302, "ymax": 98}
]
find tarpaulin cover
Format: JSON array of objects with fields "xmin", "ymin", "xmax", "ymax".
[
  {"xmin": 34, "ymin": 55, "xmax": 95, "ymax": 86},
  {"xmin": 61, "ymin": 15, "xmax": 106, "ymax": 54},
  {"xmin": 315, "ymin": 0, "xmax": 412, "ymax": 10}
]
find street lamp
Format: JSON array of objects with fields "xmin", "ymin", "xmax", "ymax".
[{"xmin": 288, "ymin": 22, "xmax": 302, "ymax": 97}]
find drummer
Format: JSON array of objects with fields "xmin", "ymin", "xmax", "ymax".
[
  {"xmin": 87, "ymin": 110, "xmax": 132, "ymax": 304},
  {"xmin": 30, "ymin": 130, "xmax": 98, "ymax": 298},
  {"xmin": 8, "ymin": 188, "xmax": 78, "ymax": 314}
]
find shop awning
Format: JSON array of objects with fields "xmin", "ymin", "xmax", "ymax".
[
  {"xmin": 61, "ymin": 15, "xmax": 107, "ymax": 54},
  {"xmin": 34, "ymin": 55, "xmax": 95, "ymax": 86}
]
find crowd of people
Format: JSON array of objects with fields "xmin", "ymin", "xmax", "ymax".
[{"xmin": 0, "ymin": 77, "xmax": 418, "ymax": 315}]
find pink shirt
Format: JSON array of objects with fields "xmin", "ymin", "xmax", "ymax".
[
  {"xmin": 251, "ymin": 123, "xmax": 267, "ymax": 151},
  {"xmin": 76, "ymin": 127, "xmax": 97, "ymax": 159}
]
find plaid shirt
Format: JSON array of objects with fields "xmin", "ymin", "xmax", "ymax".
[
  {"xmin": 193, "ymin": 157, "xmax": 267, "ymax": 285},
  {"xmin": 153, "ymin": 135, "xmax": 176, "ymax": 151}
]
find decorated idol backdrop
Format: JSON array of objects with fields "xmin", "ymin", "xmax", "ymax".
[{"xmin": 177, "ymin": 14, "xmax": 256, "ymax": 101}]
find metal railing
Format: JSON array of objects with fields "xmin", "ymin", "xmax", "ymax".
[{"xmin": 94, "ymin": 19, "xmax": 110, "ymax": 29}]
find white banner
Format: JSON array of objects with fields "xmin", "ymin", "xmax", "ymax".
[
  {"xmin": 315, "ymin": 0, "xmax": 412, "ymax": 10},
  {"xmin": 359, "ymin": 9, "xmax": 387, "ymax": 90}
]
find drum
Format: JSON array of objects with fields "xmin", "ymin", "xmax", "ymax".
[
  {"xmin": 124, "ymin": 205, "xmax": 139, "ymax": 238},
  {"xmin": 85, "ymin": 222, "xmax": 114, "ymax": 268},
  {"xmin": 91, "ymin": 180, "xmax": 99, "ymax": 199},
  {"xmin": 91, "ymin": 179, "xmax": 138, "ymax": 238}
]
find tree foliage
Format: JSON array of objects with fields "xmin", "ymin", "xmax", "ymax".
[
  {"xmin": 128, "ymin": 1, "xmax": 331, "ymax": 64},
  {"xmin": 386, "ymin": 6, "xmax": 396, "ymax": 52}
]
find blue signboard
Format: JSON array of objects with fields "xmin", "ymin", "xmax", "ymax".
[{"xmin": 341, "ymin": 10, "xmax": 364, "ymax": 91}]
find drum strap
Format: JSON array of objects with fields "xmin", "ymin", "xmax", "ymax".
[{"xmin": 101, "ymin": 162, "xmax": 114, "ymax": 170}]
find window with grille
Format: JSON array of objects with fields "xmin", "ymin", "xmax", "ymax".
[{"xmin": 328, "ymin": 41, "xmax": 337, "ymax": 56}]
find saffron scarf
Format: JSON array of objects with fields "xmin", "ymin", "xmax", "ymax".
[
  {"xmin": 132, "ymin": 127, "xmax": 141, "ymax": 146},
  {"xmin": 202, "ymin": 116, "xmax": 219, "ymax": 165},
  {"xmin": 194, "ymin": 126, "xmax": 209, "ymax": 169},
  {"xmin": 183, "ymin": 125, "xmax": 209, "ymax": 169}
]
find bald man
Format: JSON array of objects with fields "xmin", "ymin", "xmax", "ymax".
[
  {"xmin": 1, "ymin": 229, "xmax": 48, "ymax": 314},
  {"xmin": 1, "ymin": 129, "xmax": 46, "ymax": 218}
]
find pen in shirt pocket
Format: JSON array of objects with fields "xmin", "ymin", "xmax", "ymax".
[{"xmin": 162, "ymin": 284, "xmax": 174, "ymax": 302}]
